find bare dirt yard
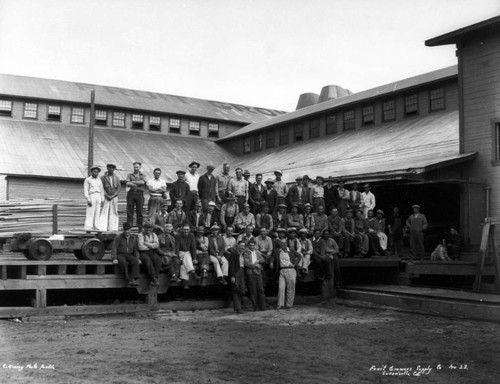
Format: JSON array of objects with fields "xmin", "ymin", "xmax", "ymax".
[{"xmin": 0, "ymin": 302, "xmax": 499, "ymax": 384}]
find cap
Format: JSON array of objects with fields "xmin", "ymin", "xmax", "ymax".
[
  {"xmin": 207, "ymin": 165, "xmax": 215, "ymax": 170},
  {"xmin": 376, "ymin": 209, "xmax": 385, "ymax": 216},
  {"xmin": 189, "ymin": 161, "xmax": 200, "ymax": 168},
  {"xmin": 196, "ymin": 226, "xmax": 205, "ymax": 234},
  {"xmin": 122, "ymin": 222, "xmax": 132, "ymax": 230},
  {"xmin": 133, "ymin": 161, "xmax": 142, "ymax": 166},
  {"xmin": 302, "ymin": 175, "xmax": 310, "ymax": 180},
  {"xmin": 364, "ymin": 183, "xmax": 370, "ymax": 188},
  {"xmin": 264, "ymin": 178, "xmax": 275, "ymax": 184},
  {"xmin": 295, "ymin": 176, "xmax": 303, "ymax": 181},
  {"xmin": 412, "ymin": 204, "xmax": 421, "ymax": 209},
  {"xmin": 303, "ymin": 203, "xmax": 312, "ymax": 209},
  {"xmin": 226, "ymin": 193, "xmax": 236, "ymax": 201},
  {"xmin": 274, "ymin": 170, "xmax": 283, "ymax": 176},
  {"xmin": 90, "ymin": 165, "xmax": 101, "ymax": 172},
  {"xmin": 176, "ymin": 170, "xmax": 186, "ymax": 175},
  {"xmin": 276, "ymin": 227, "xmax": 286, "ymax": 233},
  {"xmin": 243, "ymin": 203, "xmax": 250, "ymax": 208},
  {"xmin": 316, "ymin": 175, "xmax": 324, "ymax": 181},
  {"xmin": 247, "ymin": 238, "xmax": 256, "ymax": 245},
  {"xmin": 210, "ymin": 225, "xmax": 220, "ymax": 231},
  {"xmin": 143, "ymin": 222, "xmax": 154, "ymax": 229},
  {"xmin": 153, "ymin": 225, "xmax": 164, "ymax": 234},
  {"xmin": 278, "ymin": 203, "xmax": 287, "ymax": 209},
  {"xmin": 243, "ymin": 169, "xmax": 251, "ymax": 176},
  {"xmin": 290, "ymin": 203, "xmax": 298, "ymax": 209},
  {"xmin": 299, "ymin": 228, "xmax": 308, "ymax": 234},
  {"xmin": 208, "ymin": 201, "xmax": 216, "ymax": 207},
  {"xmin": 106, "ymin": 164, "xmax": 116, "ymax": 169},
  {"xmin": 287, "ymin": 227, "xmax": 297, "ymax": 233}
]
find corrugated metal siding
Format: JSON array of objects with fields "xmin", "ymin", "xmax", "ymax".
[{"xmin": 0, "ymin": 74, "xmax": 286, "ymax": 124}]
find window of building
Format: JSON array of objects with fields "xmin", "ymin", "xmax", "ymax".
[
  {"xmin": 46, "ymin": 105, "xmax": 61, "ymax": 121},
  {"xmin": 23, "ymin": 102, "xmax": 38, "ymax": 119},
  {"xmin": 362, "ymin": 105, "xmax": 374, "ymax": 126},
  {"xmin": 243, "ymin": 137, "xmax": 251, "ymax": 153},
  {"xmin": 382, "ymin": 100, "xmax": 396, "ymax": 122},
  {"xmin": 131, "ymin": 114, "xmax": 144, "ymax": 129},
  {"xmin": 266, "ymin": 130, "xmax": 275, "ymax": 148},
  {"xmin": 169, "ymin": 118, "xmax": 181, "ymax": 133},
  {"xmin": 309, "ymin": 118, "xmax": 320, "ymax": 138},
  {"xmin": 325, "ymin": 114, "xmax": 337, "ymax": 135},
  {"xmin": 95, "ymin": 110, "xmax": 107, "ymax": 126},
  {"xmin": 429, "ymin": 87, "xmax": 445, "ymax": 111},
  {"xmin": 208, "ymin": 123, "xmax": 219, "ymax": 138},
  {"xmin": 0, "ymin": 100, "xmax": 13, "ymax": 117},
  {"xmin": 254, "ymin": 133, "xmax": 263, "ymax": 151},
  {"xmin": 404, "ymin": 93, "xmax": 418, "ymax": 116},
  {"xmin": 293, "ymin": 122, "xmax": 304, "ymax": 142},
  {"xmin": 149, "ymin": 116, "xmax": 161, "ymax": 131},
  {"xmin": 71, "ymin": 107, "xmax": 85, "ymax": 124},
  {"xmin": 279, "ymin": 126, "xmax": 289, "ymax": 146},
  {"xmin": 343, "ymin": 110, "xmax": 355, "ymax": 130},
  {"xmin": 189, "ymin": 121, "xmax": 200, "ymax": 136},
  {"xmin": 112, "ymin": 112, "xmax": 125, "ymax": 128}
]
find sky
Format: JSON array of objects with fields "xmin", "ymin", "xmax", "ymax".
[{"xmin": 0, "ymin": 0, "xmax": 499, "ymax": 111}]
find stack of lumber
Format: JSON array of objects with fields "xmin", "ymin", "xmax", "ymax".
[{"xmin": 0, "ymin": 199, "xmax": 127, "ymax": 238}]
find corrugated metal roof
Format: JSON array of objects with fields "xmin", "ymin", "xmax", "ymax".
[
  {"xmin": 220, "ymin": 110, "xmax": 476, "ymax": 183},
  {"xmin": 0, "ymin": 74, "xmax": 287, "ymax": 124},
  {"xmin": 0, "ymin": 120, "xmax": 232, "ymax": 182},
  {"xmin": 426, "ymin": 15, "xmax": 500, "ymax": 46},
  {"xmin": 218, "ymin": 66, "xmax": 458, "ymax": 141}
]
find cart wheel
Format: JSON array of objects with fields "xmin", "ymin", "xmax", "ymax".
[
  {"xmin": 28, "ymin": 238, "xmax": 53, "ymax": 261},
  {"xmin": 81, "ymin": 239, "xmax": 105, "ymax": 260},
  {"xmin": 73, "ymin": 249, "xmax": 84, "ymax": 260}
]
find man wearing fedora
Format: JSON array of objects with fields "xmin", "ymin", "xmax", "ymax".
[
  {"xmin": 100, "ymin": 163, "xmax": 120, "ymax": 231},
  {"xmin": 198, "ymin": 165, "xmax": 218, "ymax": 212},
  {"xmin": 185, "ymin": 161, "xmax": 201, "ymax": 212},
  {"xmin": 126, "ymin": 162, "xmax": 148, "ymax": 231},
  {"xmin": 406, "ymin": 204, "xmax": 428, "ymax": 260},
  {"xmin": 84, "ymin": 165, "xmax": 104, "ymax": 231},
  {"xmin": 170, "ymin": 170, "xmax": 190, "ymax": 212}
]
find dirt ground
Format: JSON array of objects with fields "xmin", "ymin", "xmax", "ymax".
[{"xmin": 0, "ymin": 302, "xmax": 499, "ymax": 384}]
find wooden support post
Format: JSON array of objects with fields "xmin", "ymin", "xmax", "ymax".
[
  {"xmin": 474, "ymin": 219, "xmax": 490, "ymax": 292},
  {"xmin": 57, "ymin": 265, "xmax": 67, "ymax": 275},
  {"xmin": 491, "ymin": 224, "xmax": 500, "ymax": 291},
  {"xmin": 19, "ymin": 265, "xmax": 27, "ymax": 280},
  {"xmin": 52, "ymin": 204, "xmax": 58, "ymax": 235},
  {"xmin": 37, "ymin": 265, "xmax": 47, "ymax": 276},
  {"xmin": 1, "ymin": 265, "xmax": 6, "ymax": 280},
  {"xmin": 148, "ymin": 291, "xmax": 158, "ymax": 310},
  {"xmin": 96, "ymin": 265, "xmax": 105, "ymax": 275},
  {"xmin": 35, "ymin": 289, "xmax": 47, "ymax": 308},
  {"xmin": 76, "ymin": 265, "xmax": 86, "ymax": 275}
]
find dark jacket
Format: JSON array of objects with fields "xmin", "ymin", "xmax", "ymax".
[
  {"xmin": 101, "ymin": 172, "xmax": 121, "ymax": 198},
  {"xmin": 324, "ymin": 185, "xmax": 338, "ymax": 210},
  {"xmin": 271, "ymin": 240, "xmax": 301, "ymax": 276},
  {"xmin": 187, "ymin": 211, "xmax": 206, "ymax": 230},
  {"xmin": 198, "ymin": 173, "xmax": 218, "ymax": 201},
  {"xmin": 175, "ymin": 232, "xmax": 197, "ymax": 257},
  {"xmin": 226, "ymin": 248, "xmax": 242, "ymax": 278},
  {"xmin": 263, "ymin": 188, "xmax": 278, "ymax": 214},
  {"xmin": 111, "ymin": 233, "xmax": 139, "ymax": 259},
  {"xmin": 208, "ymin": 235, "xmax": 225, "ymax": 256},
  {"xmin": 249, "ymin": 183, "xmax": 265, "ymax": 204},
  {"xmin": 170, "ymin": 180, "xmax": 190, "ymax": 205}
]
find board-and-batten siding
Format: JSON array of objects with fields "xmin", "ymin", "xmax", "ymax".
[{"xmin": 462, "ymin": 31, "xmax": 500, "ymax": 219}]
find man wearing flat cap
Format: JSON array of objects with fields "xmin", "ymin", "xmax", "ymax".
[
  {"xmin": 198, "ymin": 165, "xmax": 218, "ymax": 212},
  {"xmin": 126, "ymin": 162, "xmax": 148, "ymax": 232},
  {"xmin": 169, "ymin": 170, "xmax": 190, "ymax": 212},
  {"xmin": 273, "ymin": 170, "xmax": 288, "ymax": 206},
  {"xmin": 263, "ymin": 178, "xmax": 279, "ymax": 215},
  {"xmin": 84, "ymin": 165, "xmax": 104, "ymax": 231},
  {"xmin": 100, "ymin": 163, "xmax": 121, "ymax": 231},
  {"xmin": 185, "ymin": 161, "xmax": 201, "ymax": 212}
]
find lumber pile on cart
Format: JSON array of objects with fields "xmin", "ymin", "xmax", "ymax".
[{"xmin": 0, "ymin": 199, "xmax": 127, "ymax": 238}]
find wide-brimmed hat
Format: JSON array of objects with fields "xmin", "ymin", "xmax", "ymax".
[
  {"xmin": 189, "ymin": 161, "xmax": 200, "ymax": 168},
  {"xmin": 276, "ymin": 227, "xmax": 286, "ymax": 233},
  {"xmin": 287, "ymin": 227, "xmax": 297, "ymax": 233},
  {"xmin": 299, "ymin": 228, "xmax": 308, "ymax": 234},
  {"xmin": 196, "ymin": 226, "xmax": 205, "ymax": 234},
  {"xmin": 243, "ymin": 169, "xmax": 251, "ymax": 176},
  {"xmin": 106, "ymin": 164, "xmax": 116, "ymax": 169},
  {"xmin": 264, "ymin": 178, "xmax": 275, "ymax": 184},
  {"xmin": 274, "ymin": 170, "xmax": 283, "ymax": 176},
  {"xmin": 176, "ymin": 170, "xmax": 186, "ymax": 175}
]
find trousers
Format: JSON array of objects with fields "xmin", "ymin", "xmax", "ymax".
[
  {"xmin": 231, "ymin": 269, "xmax": 245, "ymax": 312},
  {"xmin": 178, "ymin": 251, "xmax": 195, "ymax": 280},
  {"xmin": 127, "ymin": 191, "xmax": 144, "ymax": 230},
  {"xmin": 278, "ymin": 268, "xmax": 296, "ymax": 308},
  {"xmin": 116, "ymin": 253, "xmax": 140, "ymax": 280},
  {"xmin": 245, "ymin": 269, "xmax": 266, "ymax": 309},
  {"xmin": 100, "ymin": 197, "xmax": 119, "ymax": 231},
  {"xmin": 85, "ymin": 194, "xmax": 102, "ymax": 231},
  {"xmin": 139, "ymin": 250, "xmax": 162, "ymax": 279}
]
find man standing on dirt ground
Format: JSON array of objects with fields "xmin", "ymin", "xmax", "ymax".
[
  {"xmin": 111, "ymin": 222, "xmax": 140, "ymax": 286},
  {"xmin": 126, "ymin": 162, "xmax": 148, "ymax": 232},
  {"xmin": 242, "ymin": 238, "xmax": 268, "ymax": 311},
  {"xmin": 84, "ymin": 165, "xmax": 104, "ymax": 231},
  {"xmin": 226, "ymin": 242, "xmax": 246, "ymax": 314},
  {"xmin": 272, "ymin": 237, "xmax": 301, "ymax": 310},
  {"xmin": 100, "ymin": 163, "xmax": 121, "ymax": 231},
  {"xmin": 406, "ymin": 204, "xmax": 428, "ymax": 260},
  {"xmin": 138, "ymin": 222, "xmax": 161, "ymax": 287}
]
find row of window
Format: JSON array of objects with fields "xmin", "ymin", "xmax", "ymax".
[
  {"xmin": 0, "ymin": 100, "xmax": 220, "ymax": 137},
  {"xmin": 242, "ymin": 87, "xmax": 446, "ymax": 153}
]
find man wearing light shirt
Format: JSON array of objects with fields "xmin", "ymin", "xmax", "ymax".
[
  {"xmin": 84, "ymin": 165, "xmax": 104, "ymax": 231},
  {"xmin": 146, "ymin": 168, "xmax": 167, "ymax": 219},
  {"xmin": 273, "ymin": 170, "xmax": 288, "ymax": 206},
  {"xmin": 216, "ymin": 163, "xmax": 232, "ymax": 203},
  {"xmin": 228, "ymin": 168, "xmax": 248, "ymax": 211},
  {"xmin": 126, "ymin": 161, "xmax": 148, "ymax": 232},
  {"xmin": 360, "ymin": 183, "xmax": 376, "ymax": 218},
  {"xmin": 185, "ymin": 161, "xmax": 200, "ymax": 212}
]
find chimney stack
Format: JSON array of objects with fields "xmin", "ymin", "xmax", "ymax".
[
  {"xmin": 318, "ymin": 85, "xmax": 352, "ymax": 103},
  {"xmin": 295, "ymin": 93, "xmax": 319, "ymax": 110}
]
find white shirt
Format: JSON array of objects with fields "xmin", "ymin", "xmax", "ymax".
[
  {"xmin": 185, "ymin": 172, "xmax": 200, "ymax": 191},
  {"xmin": 84, "ymin": 176, "xmax": 104, "ymax": 199},
  {"xmin": 146, "ymin": 178, "xmax": 167, "ymax": 195},
  {"xmin": 361, "ymin": 191, "xmax": 376, "ymax": 210}
]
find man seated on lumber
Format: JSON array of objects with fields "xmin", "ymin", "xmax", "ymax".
[
  {"xmin": 175, "ymin": 224, "xmax": 202, "ymax": 289},
  {"xmin": 111, "ymin": 222, "xmax": 140, "ymax": 286},
  {"xmin": 154, "ymin": 223, "xmax": 182, "ymax": 284},
  {"xmin": 138, "ymin": 221, "xmax": 161, "ymax": 287}
]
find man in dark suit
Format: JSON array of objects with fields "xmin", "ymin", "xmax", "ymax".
[
  {"xmin": 169, "ymin": 170, "xmax": 190, "ymax": 212},
  {"xmin": 187, "ymin": 201, "xmax": 206, "ymax": 231},
  {"xmin": 225, "ymin": 241, "xmax": 246, "ymax": 314},
  {"xmin": 208, "ymin": 225, "xmax": 228, "ymax": 285},
  {"xmin": 263, "ymin": 179, "xmax": 278, "ymax": 214},
  {"xmin": 248, "ymin": 173, "xmax": 266, "ymax": 215},
  {"xmin": 198, "ymin": 165, "xmax": 218, "ymax": 212}
]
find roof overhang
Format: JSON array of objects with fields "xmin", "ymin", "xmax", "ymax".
[{"xmin": 426, "ymin": 15, "xmax": 500, "ymax": 46}]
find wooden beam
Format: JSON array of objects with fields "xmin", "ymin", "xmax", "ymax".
[
  {"xmin": 474, "ymin": 220, "xmax": 490, "ymax": 291},
  {"xmin": 35, "ymin": 289, "xmax": 47, "ymax": 309}
]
